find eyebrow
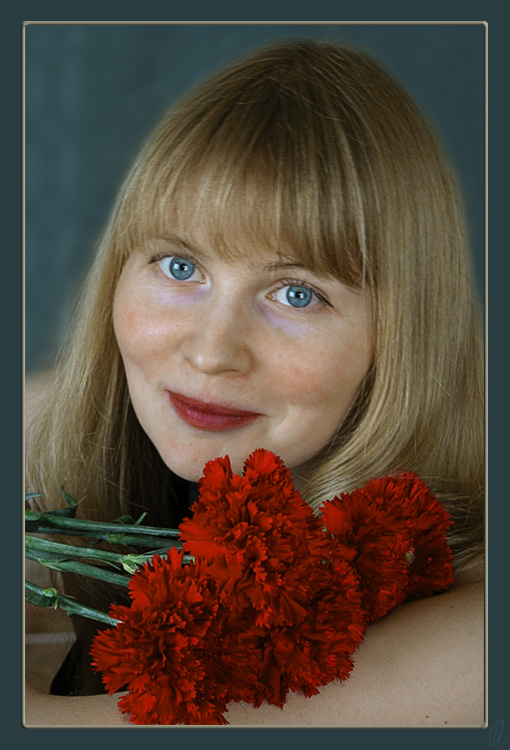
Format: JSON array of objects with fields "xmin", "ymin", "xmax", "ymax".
[
  {"xmin": 155, "ymin": 233, "xmax": 200, "ymax": 255},
  {"xmin": 154, "ymin": 233, "xmax": 308, "ymax": 274},
  {"xmin": 263, "ymin": 260, "xmax": 307, "ymax": 272}
]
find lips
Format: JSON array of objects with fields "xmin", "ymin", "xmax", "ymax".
[{"xmin": 168, "ymin": 391, "xmax": 262, "ymax": 432}]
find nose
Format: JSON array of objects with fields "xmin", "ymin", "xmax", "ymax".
[{"xmin": 181, "ymin": 299, "xmax": 254, "ymax": 376}]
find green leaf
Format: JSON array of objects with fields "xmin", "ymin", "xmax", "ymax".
[
  {"xmin": 25, "ymin": 585, "xmax": 62, "ymax": 608},
  {"xmin": 25, "ymin": 493, "xmax": 41, "ymax": 501},
  {"xmin": 44, "ymin": 507, "xmax": 78, "ymax": 519},
  {"xmin": 119, "ymin": 549, "xmax": 168, "ymax": 573},
  {"xmin": 122, "ymin": 558, "xmax": 141, "ymax": 575},
  {"xmin": 60, "ymin": 487, "xmax": 78, "ymax": 509},
  {"xmin": 25, "ymin": 510, "xmax": 41, "ymax": 522}
]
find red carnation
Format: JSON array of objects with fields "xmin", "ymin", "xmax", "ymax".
[
  {"xmin": 254, "ymin": 560, "xmax": 366, "ymax": 707},
  {"xmin": 179, "ymin": 450, "xmax": 330, "ymax": 628},
  {"xmin": 385, "ymin": 473, "xmax": 455, "ymax": 598},
  {"xmin": 91, "ymin": 550, "xmax": 230, "ymax": 725},
  {"xmin": 322, "ymin": 486, "xmax": 411, "ymax": 621},
  {"xmin": 321, "ymin": 473, "xmax": 454, "ymax": 622},
  {"xmin": 205, "ymin": 615, "xmax": 265, "ymax": 706}
]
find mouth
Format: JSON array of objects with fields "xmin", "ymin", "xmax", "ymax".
[{"xmin": 167, "ymin": 391, "xmax": 262, "ymax": 432}]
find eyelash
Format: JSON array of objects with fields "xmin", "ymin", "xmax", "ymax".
[
  {"xmin": 150, "ymin": 252, "xmax": 198, "ymax": 265},
  {"xmin": 271, "ymin": 279, "xmax": 333, "ymax": 309},
  {"xmin": 150, "ymin": 253, "xmax": 203, "ymax": 279},
  {"xmin": 148, "ymin": 254, "xmax": 332, "ymax": 309}
]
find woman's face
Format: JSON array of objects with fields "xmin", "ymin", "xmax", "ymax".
[{"xmin": 113, "ymin": 227, "xmax": 373, "ymax": 483}]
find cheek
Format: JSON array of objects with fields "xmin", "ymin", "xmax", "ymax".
[
  {"xmin": 113, "ymin": 290, "xmax": 180, "ymax": 370},
  {"xmin": 272, "ymin": 327, "xmax": 372, "ymax": 411},
  {"xmin": 113, "ymin": 296, "xmax": 150, "ymax": 365}
]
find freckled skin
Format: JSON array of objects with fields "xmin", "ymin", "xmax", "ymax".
[{"xmin": 113, "ymin": 234, "xmax": 373, "ymax": 482}]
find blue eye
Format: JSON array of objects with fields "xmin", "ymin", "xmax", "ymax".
[
  {"xmin": 271, "ymin": 282, "xmax": 330, "ymax": 310},
  {"xmin": 285, "ymin": 285, "xmax": 314, "ymax": 308},
  {"xmin": 160, "ymin": 256, "xmax": 196, "ymax": 280}
]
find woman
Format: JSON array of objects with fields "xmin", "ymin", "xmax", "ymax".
[{"xmin": 25, "ymin": 39, "xmax": 484, "ymax": 725}]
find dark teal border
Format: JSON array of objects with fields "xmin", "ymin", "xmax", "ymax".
[{"xmin": 12, "ymin": 2, "xmax": 503, "ymax": 747}]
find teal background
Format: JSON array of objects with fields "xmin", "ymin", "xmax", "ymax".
[{"xmin": 24, "ymin": 22, "xmax": 485, "ymax": 371}]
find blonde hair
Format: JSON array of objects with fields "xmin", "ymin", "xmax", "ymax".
[{"xmin": 27, "ymin": 40, "xmax": 483, "ymax": 574}]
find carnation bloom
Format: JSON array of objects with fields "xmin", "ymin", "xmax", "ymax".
[
  {"xmin": 321, "ymin": 490, "xmax": 410, "ymax": 621},
  {"xmin": 386, "ymin": 472, "xmax": 455, "ymax": 598},
  {"xmin": 179, "ymin": 449, "xmax": 330, "ymax": 627},
  {"xmin": 90, "ymin": 550, "xmax": 230, "ymax": 725},
  {"xmin": 254, "ymin": 560, "xmax": 366, "ymax": 707},
  {"xmin": 321, "ymin": 473, "xmax": 454, "ymax": 621}
]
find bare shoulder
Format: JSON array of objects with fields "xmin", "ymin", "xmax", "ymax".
[
  {"xmin": 24, "ymin": 584, "xmax": 483, "ymax": 727},
  {"xmin": 225, "ymin": 582, "xmax": 485, "ymax": 726}
]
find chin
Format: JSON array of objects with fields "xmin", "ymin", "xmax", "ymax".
[
  {"xmin": 164, "ymin": 458, "xmax": 206, "ymax": 484},
  {"xmin": 159, "ymin": 449, "xmax": 235, "ymax": 483},
  {"xmin": 159, "ymin": 443, "xmax": 269, "ymax": 483}
]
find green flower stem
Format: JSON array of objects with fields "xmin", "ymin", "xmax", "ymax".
[
  {"xmin": 30, "ymin": 525, "xmax": 184, "ymax": 550},
  {"xmin": 25, "ymin": 580, "xmax": 119, "ymax": 626},
  {"xmin": 25, "ymin": 552, "xmax": 131, "ymax": 587},
  {"xmin": 26, "ymin": 534, "xmax": 132, "ymax": 566},
  {"xmin": 26, "ymin": 535, "xmax": 194, "ymax": 575},
  {"xmin": 26, "ymin": 511, "xmax": 181, "ymax": 540}
]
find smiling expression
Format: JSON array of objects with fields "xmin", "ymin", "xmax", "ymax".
[{"xmin": 113, "ymin": 229, "xmax": 374, "ymax": 484}]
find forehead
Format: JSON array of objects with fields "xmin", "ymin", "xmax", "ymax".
[
  {"xmin": 132, "ymin": 134, "xmax": 367, "ymax": 288},
  {"xmin": 131, "ymin": 154, "xmax": 367, "ymax": 289}
]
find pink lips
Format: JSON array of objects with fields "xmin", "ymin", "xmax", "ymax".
[{"xmin": 168, "ymin": 392, "xmax": 261, "ymax": 432}]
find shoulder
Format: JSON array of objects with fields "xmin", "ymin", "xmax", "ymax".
[{"xmin": 225, "ymin": 581, "xmax": 484, "ymax": 726}]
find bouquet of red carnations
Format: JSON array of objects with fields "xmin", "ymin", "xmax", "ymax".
[{"xmin": 25, "ymin": 449, "xmax": 454, "ymax": 725}]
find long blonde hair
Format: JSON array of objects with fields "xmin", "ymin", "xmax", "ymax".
[{"xmin": 27, "ymin": 40, "xmax": 484, "ymax": 573}]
